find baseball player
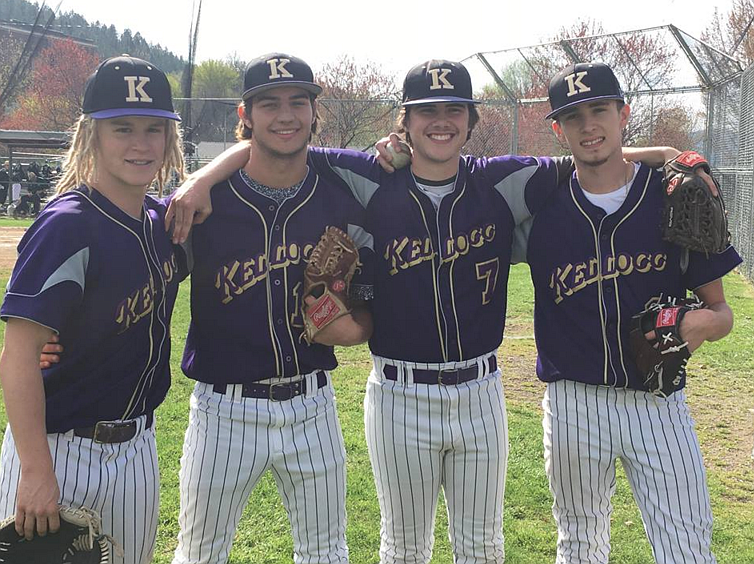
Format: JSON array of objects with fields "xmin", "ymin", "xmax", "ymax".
[
  {"xmin": 515, "ymin": 62, "xmax": 742, "ymax": 563},
  {"xmin": 170, "ymin": 53, "xmax": 374, "ymax": 564},
  {"xmin": 170, "ymin": 59, "xmax": 691, "ymax": 564},
  {"xmin": 170, "ymin": 59, "xmax": 575, "ymax": 564},
  {"xmin": 0, "ymin": 55, "xmax": 185, "ymax": 564}
]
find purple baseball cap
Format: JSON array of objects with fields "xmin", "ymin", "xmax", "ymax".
[
  {"xmin": 402, "ymin": 60, "xmax": 480, "ymax": 106},
  {"xmin": 546, "ymin": 62, "xmax": 624, "ymax": 120},
  {"xmin": 83, "ymin": 55, "xmax": 180, "ymax": 121},
  {"xmin": 242, "ymin": 53, "xmax": 322, "ymax": 101}
]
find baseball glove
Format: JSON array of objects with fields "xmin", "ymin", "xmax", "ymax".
[
  {"xmin": 629, "ymin": 295, "xmax": 704, "ymax": 398},
  {"xmin": 0, "ymin": 506, "xmax": 117, "ymax": 564},
  {"xmin": 302, "ymin": 226, "xmax": 359, "ymax": 344},
  {"xmin": 662, "ymin": 151, "xmax": 730, "ymax": 254}
]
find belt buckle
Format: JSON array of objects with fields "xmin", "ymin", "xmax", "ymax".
[
  {"xmin": 269, "ymin": 382, "xmax": 296, "ymax": 401},
  {"xmin": 93, "ymin": 420, "xmax": 136, "ymax": 444},
  {"xmin": 438, "ymin": 368, "xmax": 461, "ymax": 385}
]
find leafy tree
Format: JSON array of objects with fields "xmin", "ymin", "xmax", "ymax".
[
  {"xmin": 184, "ymin": 58, "xmax": 241, "ymax": 143},
  {"xmin": 193, "ymin": 59, "xmax": 240, "ymax": 98},
  {"xmin": 167, "ymin": 72, "xmax": 183, "ymax": 99},
  {"xmin": 0, "ymin": 0, "xmax": 185, "ymax": 73},
  {"xmin": 1, "ymin": 39, "xmax": 98, "ymax": 130}
]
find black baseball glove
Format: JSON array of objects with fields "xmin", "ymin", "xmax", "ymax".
[
  {"xmin": 629, "ymin": 295, "xmax": 704, "ymax": 398},
  {"xmin": 0, "ymin": 506, "xmax": 116, "ymax": 564},
  {"xmin": 662, "ymin": 151, "xmax": 730, "ymax": 254}
]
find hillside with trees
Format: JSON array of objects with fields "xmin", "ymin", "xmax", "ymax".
[{"xmin": 0, "ymin": 0, "xmax": 184, "ymax": 72}]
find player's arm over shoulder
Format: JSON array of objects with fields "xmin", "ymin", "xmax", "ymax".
[
  {"xmin": 310, "ymin": 147, "xmax": 383, "ymax": 210},
  {"xmin": 166, "ymin": 141, "xmax": 252, "ymax": 243},
  {"xmin": 478, "ymin": 154, "xmax": 571, "ymax": 225}
]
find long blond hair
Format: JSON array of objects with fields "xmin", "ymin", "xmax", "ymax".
[{"xmin": 55, "ymin": 115, "xmax": 185, "ymax": 197}]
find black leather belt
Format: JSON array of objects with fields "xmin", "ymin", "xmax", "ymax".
[
  {"xmin": 212, "ymin": 371, "xmax": 328, "ymax": 401},
  {"xmin": 73, "ymin": 412, "xmax": 153, "ymax": 444},
  {"xmin": 382, "ymin": 356, "xmax": 497, "ymax": 385}
]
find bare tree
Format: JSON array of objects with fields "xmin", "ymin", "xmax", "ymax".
[
  {"xmin": 314, "ymin": 56, "xmax": 399, "ymax": 150},
  {"xmin": 702, "ymin": 0, "xmax": 754, "ymax": 64},
  {"xmin": 0, "ymin": 34, "xmax": 25, "ymax": 122},
  {"xmin": 637, "ymin": 104, "xmax": 702, "ymax": 150}
]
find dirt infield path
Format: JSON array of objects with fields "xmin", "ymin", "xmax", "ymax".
[{"xmin": 0, "ymin": 226, "xmax": 25, "ymax": 271}]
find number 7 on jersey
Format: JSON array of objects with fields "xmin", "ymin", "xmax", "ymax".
[{"xmin": 475, "ymin": 258, "xmax": 499, "ymax": 305}]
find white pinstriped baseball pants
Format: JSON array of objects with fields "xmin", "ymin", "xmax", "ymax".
[
  {"xmin": 543, "ymin": 380, "xmax": 716, "ymax": 564},
  {"xmin": 365, "ymin": 354, "xmax": 508, "ymax": 564},
  {"xmin": 0, "ymin": 416, "xmax": 159, "ymax": 564},
  {"xmin": 172, "ymin": 376, "xmax": 349, "ymax": 564}
]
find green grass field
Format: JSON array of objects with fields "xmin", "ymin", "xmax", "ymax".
[
  {"xmin": 0, "ymin": 264, "xmax": 753, "ymax": 563},
  {"xmin": 0, "ymin": 218, "xmax": 33, "ymax": 228}
]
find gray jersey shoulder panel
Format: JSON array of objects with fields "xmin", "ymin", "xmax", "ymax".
[
  {"xmin": 493, "ymin": 164, "xmax": 539, "ymax": 226},
  {"xmin": 40, "ymin": 246, "xmax": 89, "ymax": 294},
  {"xmin": 329, "ymin": 164, "xmax": 380, "ymax": 209},
  {"xmin": 347, "ymin": 224, "xmax": 374, "ymax": 251}
]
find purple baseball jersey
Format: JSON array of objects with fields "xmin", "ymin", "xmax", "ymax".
[
  {"xmin": 309, "ymin": 147, "xmax": 567, "ymax": 363},
  {"xmin": 523, "ymin": 163, "xmax": 742, "ymax": 390},
  {"xmin": 1, "ymin": 187, "xmax": 185, "ymax": 433},
  {"xmin": 182, "ymin": 161, "xmax": 374, "ymax": 383}
]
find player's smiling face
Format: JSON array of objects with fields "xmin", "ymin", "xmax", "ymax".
[
  {"xmin": 244, "ymin": 86, "xmax": 314, "ymax": 159},
  {"xmin": 553, "ymin": 101, "xmax": 630, "ymax": 168},
  {"xmin": 95, "ymin": 116, "xmax": 166, "ymax": 194},
  {"xmin": 406, "ymin": 102, "xmax": 468, "ymax": 177}
]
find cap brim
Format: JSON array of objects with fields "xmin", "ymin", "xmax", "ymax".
[
  {"xmin": 545, "ymin": 95, "xmax": 624, "ymax": 120},
  {"xmin": 88, "ymin": 108, "xmax": 181, "ymax": 121},
  {"xmin": 402, "ymin": 96, "xmax": 481, "ymax": 106},
  {"xmin": 242, "ymin": 81, "xmax": 323, "ymax": 101}
]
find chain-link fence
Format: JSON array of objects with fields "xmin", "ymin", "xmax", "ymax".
[
  {"xmin": 176, "ymin": 98, "xmax": 403, "ymax": 173},
  {"xmin": 712, "ymin": 62, "xmax": 754, "ymax": 282},
  {"xmin": 166, "ymin": 26, "xmax": 753, "ymax": 282}
]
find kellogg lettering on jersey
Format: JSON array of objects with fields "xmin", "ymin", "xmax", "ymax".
[
  {"xmin": 384, "ymin": 223, "xmax": 496, "ymax": 276},
  {"xmin": 115, "ymin": 253, "xmax": 177, "ymax": 333},
  {"xmin": 549, "ymin": 251, "xmax": 667, "ymax": 304},
  {"xmin": 215, "ymin": 241, "xmax": 316, "ymax": 304}
]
